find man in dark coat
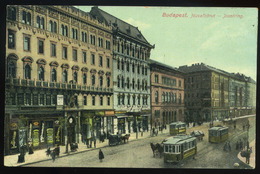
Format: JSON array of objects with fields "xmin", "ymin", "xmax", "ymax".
[{"xmin": 99, "ymin": 149, "xmax": 104, "ymax": 162}]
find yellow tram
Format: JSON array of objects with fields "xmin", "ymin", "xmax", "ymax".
[
  {"xmin": 208, "ymin": 126, "xmax": 229, "ymax": 143},
  {"xmin": 169, "ymin": 122, "xmax": 186, "ymax": 135},
  {"xmin": 163, "ymin": 135, "xmax": 197, "ymax": 163}
]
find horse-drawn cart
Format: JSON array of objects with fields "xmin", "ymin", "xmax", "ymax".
[{"xmin": 108, "ymin": 134, "xmax": 121, "ymax": 146}]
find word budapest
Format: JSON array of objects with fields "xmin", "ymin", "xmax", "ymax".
[{"xmin": 162, "ymin": 12, "xmax": 215, "ymax": 18}]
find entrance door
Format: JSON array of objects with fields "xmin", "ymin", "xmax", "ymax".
[{"xmin": 67, "ymin": 117, "xmax": 76, "ymax": 144}]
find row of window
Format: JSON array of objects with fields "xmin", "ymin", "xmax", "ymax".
[
  {"xmin": 117, "ymin": 77, "xmax": 148, "ymax": 91},
  {"xmin": 117, "ymin": 59, "xmax": 148, "ymax": 75},
  {"xmin": 10, "ymin": 8, "xmax": 111, "ymax": 49},
  {"xmin": 6, "ymin": 92, "xmax": 111, "ymax": 106},
  {"xmin": 117, "ymin": 95, "xmax": 149, "ymax": 106},
  {"xmin": 154, "ymin": 91, "xmax": 182, "ymax": 104},
  {"xmin": 164, "ymin": 140, "xmax": 196, "ymax": 153},
  {"xmin": 115, "ymin": 42, "xmax": 148, "ymax": 60},
  {"xmin": 154, "ymin": 74, "xmax": 182, "ymax": 87},
  {"xmin": 8, "ymin": 31, "xmax": 111, "ymax": 67}
]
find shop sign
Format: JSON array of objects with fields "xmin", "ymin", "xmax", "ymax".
[
  {"xmin": 32, "ymin": 129, "xmax": 39, "ymax": 147},
  {"xmin": 19, "ymin": 128, "xmax": 27, "ymax": 147},
  {"xmin": 57, "ymin": 95, "xmax": 64, "ymax": 106},
  {"xmin": 55, "ymin": 127, "xmax": 61, "ymax": 143},
  {"xmin": 33, "ymin": 121, "xmax": 39, "ymax": 127},
  {"xmin": 95, "ymin": 111, "xmax": 105, "ymax": 116},
  {"xmin": 115, "ymin": 111, "xmax": 126, "ymax": 114},
  {"xmin": 10, "ymin": 130, "xmax": 17, "ymax": 149},
  {"xmin": 83, "ymin": 112, "xmax": 95, "ymax": 118},
  {"xmin": 47, "ymin": 128, "xmax": 53, "ymax": 144},
  {"xmin": 10, "ymin": 123, "xmax": 18, "ymax": 130},
  {"xmin": 105, "ymin": 110, "xmax": 114, "ymax": 116},
  {"xmin": 54, "ymin": 120, "xmax": 60, "ymax": 125}
]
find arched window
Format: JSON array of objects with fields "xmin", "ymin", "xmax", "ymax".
[
  {"xmin": 107, "ymin": 77, "xmax": 110, "ymax": 87},
  {"xmin": 64, "ymin": 26, "xmax": 68, "ymax": 36},
  {"xmin": 24, "ymin": 64, "xmax": 31, "ymax": 79},
  {"xmin": 99, "ymin": 76, "xmax": 103, "ymax": 87},
  {"xmin": 137, "ymin": 64, "xmax": 140, "ymax": 74},
  {"xmin": 38, "ymin": 66, "xmax": 44, "ymax": 81},
  {"xmin": 26, "ymin": 12, "xmax": 31, "ymax": 25},
  {"xmin": 7, "ymin": 61, "xmax": 16, "ymax": 78},
  {"xmin": 91, "ymin": 75, "xmax": 95, "ymax": 86},
  {"xmin": 137, "ymin": 79, "xmax": 140, "ymax": 90},
  {"xmin": 126, "ymin": 61, "xmax": 129, "ymax": 72},
  {"xmin": 117, "ymin": 59, "xmax": 120, "ymax": 70},
  {"xmin": 121, "ymin": 76, "xmax": 124, "ymax": 88},
  {"xmin": 53, "ymin": 21, "xmax": 57, "ymax": 33},
  {"xmin": 117, "ymin": 76, "xmax": 120, "ymax": 88},
  {"xmin": 132, "ymin": 79, "xmax": 135, "ymax": 89},
  {"xmin": 62, "ymin": 70, "xmax": 67, "ymax": 83},
  {"xmin": 162, "ymin": 92, "xmax": 165, "ymax": 103},
  {"xmin": 83, "ymin": 73, "xmax": 87, "ymax": 85},
  {"xmin": 40, "ymin": 17, "xmax": 44, "ymax": 29},
  {"xmin": 49, "ymin": 20, "xmax": 53, "ymax": 31},
  {"xmin": 36, "ymin": 16, "xmax": 40, "ymax": 28},
  {"xmin": 166, "ymin": 92, "xmax": 168, "ymax": 103},
  {"xmin": 121, "ymin": 60, "xmax": 124, "ymax": 71},
  {"xmin": 142, "ymin": 80, "xmax": 144, "ymax": 91},
  {"xmin": 127, "ymin": 78, "xmax": 130, "ymax": 89},
  {"xmin": 51, "ymin": 68, "xmax": 57, "ymax": 82},
  {"xmin": 73, "ymin": 71, "xmax": 78, "ymax": 83},
  {"xmin": 155, "ymin": 91, "xmax": 158, "ymax": 103},
  {"xmin": 61, "ymin": 24, "xmax": 64, "ymax": 35},
  {"xmin": 132, "ymin": 63, "xmax": 135, "ymax": 73}
]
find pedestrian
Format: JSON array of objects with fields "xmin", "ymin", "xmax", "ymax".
[
  {"xmin": 99, "ymin": 149, "xmax": 104, "ymax": 162},
  {"xmin": 51, "ymin": 150, "xmax": 56, "ymax": 162},
  {"xmin": 246, "ymin": 149, "xmax": 251, "ymax": 164},
  {"xmin": 141, "ymin": 127, "xmax": 143, "ymax": 137}
]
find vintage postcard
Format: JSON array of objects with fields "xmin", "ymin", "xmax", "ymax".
[{"xmin": 4, "ymin": 5, "xmax": 257, "ymax": 169}]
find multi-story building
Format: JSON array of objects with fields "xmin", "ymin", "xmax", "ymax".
[
  {"xmin": 229, "ymin": 73, "xmax": 256, "ymax": 117},
  {"xmin": 5, "ymin": 5, "xmax": 114, "ymax": 155},
  {"xmin": 90, "ymin": 7, "xmax": 154, "ymax": 134},
  {"xmin": 150, "ymin": 60, "xmax": 185, "ymax": 127},
  {"xmin": 178, "ymin": 63, "xmax": 256, "ymax": 123}
]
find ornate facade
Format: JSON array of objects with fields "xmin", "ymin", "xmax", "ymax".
[
  {"xmin": 150, "ymin": 60, "xmax": 185, "ymax": 127},
  {"xmin": 90, "ymin": 7, "xmax": 154, "ymax": 135},
  {"xmin": 178, "ymin": 63, "xmax": 256, "ymax": 123},
  {"xmin": 5, "ymin": 5, "xmax": 113, "ymax": 155}
]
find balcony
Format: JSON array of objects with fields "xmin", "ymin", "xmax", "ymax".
[{"xmin": 5, "ymin": 77, "xmax": 113, "ymax": 94}]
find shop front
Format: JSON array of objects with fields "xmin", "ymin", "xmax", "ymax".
[
  {"xmin": 5, "ymin": 113, "xmax": 64, "ymax": 155},
  {"xmin": 105, "ymin": 110, "xmax": 115, "ymax": 135},
  {"xmin": 81, "ymin": 111, "xmax": 94, "ymax": 144}
]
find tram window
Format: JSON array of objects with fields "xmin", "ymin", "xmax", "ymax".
[
  {"xmin": 172, "ymin": 145, "xmax": 175, "ymax": 153},
  {"xmin": 165, "ymin": 145, "xmax": 168, "ymax": 152},
  {"xmin": 184, "ymin": 143, "xmax": 187, "ymax": 150},
  {"xmin": 169, "ymin": 145, "xmax": 172, "ymax": 152}
]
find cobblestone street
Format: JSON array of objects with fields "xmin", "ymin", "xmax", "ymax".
[{"xmin": 25, "ymin": 116, "xmax": 255, "ymax": 168}]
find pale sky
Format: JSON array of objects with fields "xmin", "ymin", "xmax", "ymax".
[{"xmin": 77, "ymin": 6, "xmax": 258, "ymax": 81}]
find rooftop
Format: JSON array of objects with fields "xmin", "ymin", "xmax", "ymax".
[
  {"xmin": 90, "ymin": 6, "xmax": 153, "ymax": 47},
  {"xmin": 163, "ymin": 135, "xmax": 196, "ymax": 145}
]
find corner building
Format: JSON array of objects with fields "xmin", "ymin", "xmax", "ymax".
[
  {"xmin": 5, "ymin": 5, "xmax": 114, "ymax": 155},
  {"xmin": 178, "ymin": 63, "xmax": 256, "ymax": 123},
  {"xmin": 90, "ymin": 7, "xmax": 154, "ymax": 134},
  {"xmin": 150, "ymin": 60, "xmax": 185, "ymax": 127}
]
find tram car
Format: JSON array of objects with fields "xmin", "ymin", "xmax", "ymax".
[
  {"xmin": 169, "ymin": 121, "xmax": 186, "ymax": 135},
  {"xmin": 163, "ymin": 135, "xmax": 197, "ymax": 163},
  {"xmin": 208, "ymin": 126, "xmax": 229, "ymax": 143}
]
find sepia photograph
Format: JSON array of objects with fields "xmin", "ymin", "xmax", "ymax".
[{"xmin": 4, "ymin": 4, "xmax": 257, "ymax": 169}]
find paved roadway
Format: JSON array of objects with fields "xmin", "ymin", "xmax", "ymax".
[{"xmin": 26, "ymin": 116, "xmax": 255, "ymax": 168}]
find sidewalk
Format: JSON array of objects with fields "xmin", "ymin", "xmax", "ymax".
[
  {"xmin": 237, "ymin": 139, "xmax": 255, "ymax": 168},
  {"xmin": 4, "ymin": 127, "xmax": 169, "ymax": 167}
]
